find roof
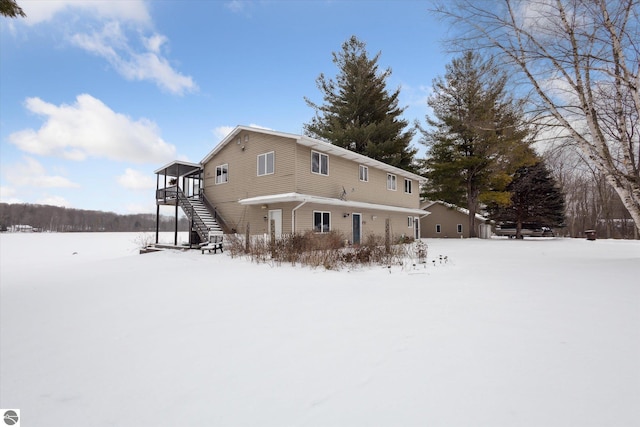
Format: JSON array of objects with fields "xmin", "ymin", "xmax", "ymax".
[
  {"xmin": 154, "ymin": 160, "xmax": 202, "ymax": 176},
  {"xmin": 421, "ymin": 200, "xmax": 490, "ymax": 222},
  {"xmin": 239, "ymin": 192, "xmax": 429, "ymax": 216},
  {"xmin": 201, "ymin": 125, "xmax": 425, "ymax": 182}
]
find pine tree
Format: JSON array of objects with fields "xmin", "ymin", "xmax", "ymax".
[
  {"xmin": 488, "ymin": 162, "xmax": 566, "ymax": 239},
  {"xmin": 0, "ymin": 0, "xmax": 26, "ymax": 18},
  {"xmin": 420, "ymin": 51, "xmax": 536, "ymax": 237},
  {"xmin": 304, "ymin": 36, "xmax": 417, "ymax": 171}
]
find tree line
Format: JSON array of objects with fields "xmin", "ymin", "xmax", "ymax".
[{"xmin": 0, "ymin": 203, "xmax": 189, "ymax": 233}]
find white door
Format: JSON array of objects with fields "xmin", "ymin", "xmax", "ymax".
[{"xmin": 268, "ymin": 209, "xmax": 282, "ymax": 238}]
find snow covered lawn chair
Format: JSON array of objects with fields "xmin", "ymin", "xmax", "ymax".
[{"xmin": 201, "ymin": 231, "xmax": 224, "ymax": 254}]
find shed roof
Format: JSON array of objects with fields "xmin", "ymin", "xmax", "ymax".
[
  {"xmin": 421, "ymin": 200, "xmax": 490, "ymax": 222},
  {"xmin": 154, "ymin": 160, "xmax": 201, "ymax": 176}
]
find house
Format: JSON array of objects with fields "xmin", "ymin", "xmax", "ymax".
[
  {"xmin": 420, "ymin": 200, "xmax": 491, "ymax": 238},
  {"xmin": 154, "ymin": 126, "xmax": 427, "ymax": 246}
]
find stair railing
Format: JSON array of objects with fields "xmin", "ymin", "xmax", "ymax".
[{"xmin": 175, "ymin": 188, "xmax": 210, "ymax": 242}]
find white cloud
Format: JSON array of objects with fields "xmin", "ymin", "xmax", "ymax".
[
  {"xmin": 37, "ymin": 195, "xmax": 72, "ymax": 207},
  {"xmin": 71, "ymin": 22, "xmax": 197, "ymax": 95},
  {"xmin": 21, "ymin": 0, "xmax": 150, "ymax": 25},
  {"xmin": 225, "ymin": 1, "xmax": 248, "ymax": 13},
  {"xmin": 143, "ymin": 34, "xmax": 168, "ymax": 54},
  {"xmin": 0, "ymin": 186, "xmax": 22, "ymax": 204},
  {"xmin": 117, "ymin": 168, "xmax": 155, "ymax": 190},
  {"xmin": 213, "ymin": 126, "xmax": 235, "ymax": 141},
  {"xmin": 5, "ymin": 157, "xmax": 80, "ymax": 188},
  {"xmin": 9, "ymin": 94, "xmax": 177, "ymax": 163}
]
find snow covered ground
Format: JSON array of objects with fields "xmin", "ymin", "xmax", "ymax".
[{"xmin": 1, "ymin": 232, "xmax": 639, "ymax": 427}]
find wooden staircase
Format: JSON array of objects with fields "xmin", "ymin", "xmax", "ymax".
[{"xmin": 173, "ymin": 188, "xmax": 223, "ymax": 242}]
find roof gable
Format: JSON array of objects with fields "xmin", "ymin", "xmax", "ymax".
[{"xmin": 201, "ymin": 125, "xmax": 425, "ymax": 182}]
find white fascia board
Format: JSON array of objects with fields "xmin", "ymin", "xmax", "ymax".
[
  {"xmin": 154, "ymin": 160, "xmax": 202, "ymax": 175},
  {"xmin": 297, "ymin": 135, "xmax": 425, "ymax": 183},
  {"xmin": 199, "ymin": 125, "xmax": 425, "ymax": 183},
  {"xmin": 238, "ymin": 192, "xmax": 428, "ymax": 216},
  {"xmin": 200, "ymin": 126, "xmax": 300, "ymax": 165}
]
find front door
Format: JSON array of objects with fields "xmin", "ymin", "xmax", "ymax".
[
  {"xmin": 352, "ymin": 213, "xmax": 362, "ymax": 245},
  {"xmin": 268, "ymin": 209, "xmax": 282, "ymax": 238},
  {"xmin": 413, "ymin": 217, "xmax": 420, "ymax": 239}
]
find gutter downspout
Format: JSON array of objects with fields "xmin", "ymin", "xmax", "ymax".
[{"xmin": 291, "ymin": 198, "xmax": 308, "ymax": 234}]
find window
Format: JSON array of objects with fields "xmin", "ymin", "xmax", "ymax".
[
  {"xmin": 359, "ymin": 165, "xmax": 368, "ymax": 182},
  {"xmin": 457, "ymin": 224, "xmax": 463, "ymax": 233},
  {"xmin": 215, "ymin": 164, "xmax": 228, "ymax": 184},
  {"xmin": 387, "ymin": 173, "xmax": 397, "ymax": 191},
  {"xmin": 436, "ymin": 224, "xmax": 442, "ymax": 233},
  {"xmin": 312, "ymin": 151, "xmax": 329, "ymax": 175},
  {"xmin": 408, "ymin": 217, "xmax": 414, "ymax": 228},
  {"xmin": 404, "ymin": 179, "xmax": 412, "ymax": 194},
  {"xmin": 257, "ymin": 152, "xmax": 275, "ymax": 176},
  {"xmin": 313, "ymin": 211, "xmax": 331, "ymax": 233}
]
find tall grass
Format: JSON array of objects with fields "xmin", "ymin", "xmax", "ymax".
[{"xmin": 225, "ymin": 230, "xmax": 428, "ymax": 270}]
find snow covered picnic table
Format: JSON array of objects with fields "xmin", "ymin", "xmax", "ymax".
[{"xmin": 200, "ymin": 231, "xmax": 223, "ymax": 254}]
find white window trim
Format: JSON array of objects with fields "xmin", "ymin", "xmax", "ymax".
[
  {"xmin": 387, "ymin": 173, "xmax": 397, "ymax": 191},
  {"xmin": 215, "ymin": 164, "xmax": 228, "ymax": 185},
  {"xmin": 436, "ymin": 224, "xmax": 442, "ymax": 233},
  {"xmin": 404, "ymin": 178, "xmax": 412, "ymax": 194},
  {"xmin": 313, "ymin": 210, "xmax": 331, "ymax": 233},
  {"xmin": 257, "ymin": 151, "xmax": 275, "ymax": 176},
  {"xmin": 407, "ymin": 216, "xmax": 413, "ymax": 228},
  {"xmin": 457, "ymin": 224, "xmax": 463, "ymax": 233},
  {"xmin": 311, "ymin": 151, "xmax": 329, "ymax": 176},
  {"xmin": 359, "ymin": 165, "xmax": 369, "ymax": 182}
]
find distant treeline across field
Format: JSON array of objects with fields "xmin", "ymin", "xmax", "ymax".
[{"xmin": 0, "ymin": 203, "xmax": 189, "ymax": 232}]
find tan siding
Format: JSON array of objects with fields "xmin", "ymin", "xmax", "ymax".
[
  {"xmin": 294, "ymin": 145, "xmax": 420, "ymax": 209},
  {"xmin": 294, "ymin": 204, "xmax": 416, "ymax": 242},
  {"xmin": 200, "ymin": 129, "xmax": 421, "ymax": 237},
  {"xmin": 421, "ymin": 203, "xmax": 472, "ymax": 238},
  {"xmin": 203, "ymin": 130, "xmax": 297, "ymax": 229}
]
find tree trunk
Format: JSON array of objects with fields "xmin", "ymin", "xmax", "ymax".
[{"xmin": 467, "ymin": 184, "xmax": 479, "ymax": 238}]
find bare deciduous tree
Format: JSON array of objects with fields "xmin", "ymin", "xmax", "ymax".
[{"xmin": 432, "ymin": 0, "xmax": 640, "ymax": 236}]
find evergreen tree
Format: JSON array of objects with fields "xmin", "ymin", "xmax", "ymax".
[
  {"xmin": 488, "ymin": 162, "xmax": 566, "ymax": 239},
  {"xmin": 420, "ymin": 51, "xmax": 536, "ymax": 237},
  {"xmin": 0, "ymin": 0, "xmax": 26, "ymax": 18},
  {"xmin": 304, "ymin": 36, "xmax": 417, "ymax": 171}
]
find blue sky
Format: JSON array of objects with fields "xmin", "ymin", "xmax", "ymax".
[{"xmin": 1, "ymin": 0, "xmax": 452, "ymax": 214}]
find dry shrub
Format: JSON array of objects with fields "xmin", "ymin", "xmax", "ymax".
[{"xmin": 222, "ymin": 230, "xmax": 427, "ymax": 270}]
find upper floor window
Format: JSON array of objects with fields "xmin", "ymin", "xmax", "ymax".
[
  {"xmin": 257, "ymin": 152, "xmax": 275, "ymax": 176},
  {"xmin": 312, "ymin": 151, "xmax": 329, "ymax": 176},
  {"xmin": 387, "ymin": 173, "xmax": 397, "ymax": 191},
  {"xmin": 216, "ymin": 164, "xmax": 228, "ymax": 184},
  {"xmin": 359, "ymin": 165, "xmax": 368, "ymax": 182},
  {"xmin": 404, "ymin": 179, "xmax": 412, "ymax": 194}
]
